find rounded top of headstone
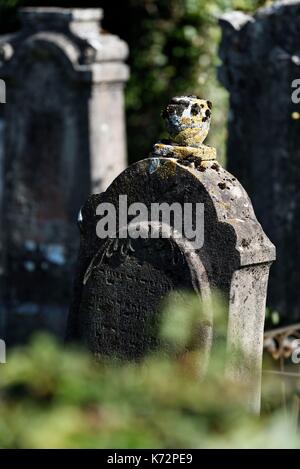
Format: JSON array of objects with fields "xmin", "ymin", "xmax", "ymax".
[
  {"xmin": 162, "ymin": 96, "xmax": 212, "ymax": 147},
  {"xmin": 20, "ymin": 7, "xmax": 103, "ymax": 27}
]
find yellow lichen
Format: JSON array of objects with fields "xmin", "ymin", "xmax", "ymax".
[{"xmin": 157, "ymin": 159, "xmax": 177, "ymax": 179}]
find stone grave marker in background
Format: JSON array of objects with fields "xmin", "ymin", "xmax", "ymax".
[
  {"xmin": 0, "ymin": 7, "xmax": 129, "ymax": 343},
  {"xmin": 68, "ymin": 95, "xmax": 276, "ymax": 412},
  {"xmin": 219, "ymin": 0, "xmax": 300, "ymax": 324}
]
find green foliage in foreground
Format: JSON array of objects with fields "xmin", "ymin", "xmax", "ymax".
[{"xmin": 0, "ymin": 292, "xmax": 299, "ymax": 449}]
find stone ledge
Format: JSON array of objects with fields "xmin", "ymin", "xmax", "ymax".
[{"xmin": 20, "ymin": 7, "xmax": 103, "ymax": 24}]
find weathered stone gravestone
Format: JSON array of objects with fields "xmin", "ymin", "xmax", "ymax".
[
  {"xmin": 218, "ymin": 0, "xmax": 300, "ymax": 324},
  {"xmin": 0, "ymin": 7, "xmax": 129, "ymax": 343},
  {"xmin": 68, "ymin": 96, "xmax": 275, "ymax": 412}
]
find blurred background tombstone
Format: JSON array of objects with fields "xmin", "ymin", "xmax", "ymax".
[
  {"xmin": 219, "ymin": 0, "xmax": 300, "ymax": 325},
  {"xmin": 0, "ymin": 114, "xmax": 4, "ymax": 337},
  {"xmin": 68, "ymin": 96, "xmax": 276, "ymax": 412},
  {"xmin": 0, "ymin": 7, "xmax": 129, "ymax": 344}
]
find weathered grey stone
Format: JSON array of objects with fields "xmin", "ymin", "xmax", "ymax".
[
  {"xmin": 68, "ymin": 96, "xmax": 275, "ymax": 412},
  {"xmin": 0, "ymin": 7, "xmax": 129, "ymax": 343},
  {"xmin": 218, "ymin": 0, "xmax": 300, "ymax": 324},
  {"xmin": 0, "ymin": 109, "xmax": 5, "ymax": 339}
]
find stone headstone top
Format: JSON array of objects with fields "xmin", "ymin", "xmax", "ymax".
[
  {"xmin": 0, "ymin": 7, "xmax": 129, "ymax": 81},
  {"xmin": 19, "ymin": 8, "xmax": 104, "ymax": 40},
  {"xmin": 20, "ymin": 7, "xmax": 104, "ymax": 23}
]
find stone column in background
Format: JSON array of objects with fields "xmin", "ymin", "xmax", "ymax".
[
  {"xmin": 219, "ymin": 0, "xmax": 300, "ymax": 324},
  {"xmin": 0, "ymin": 8, "xmax": 129, "ymax": 343}
]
